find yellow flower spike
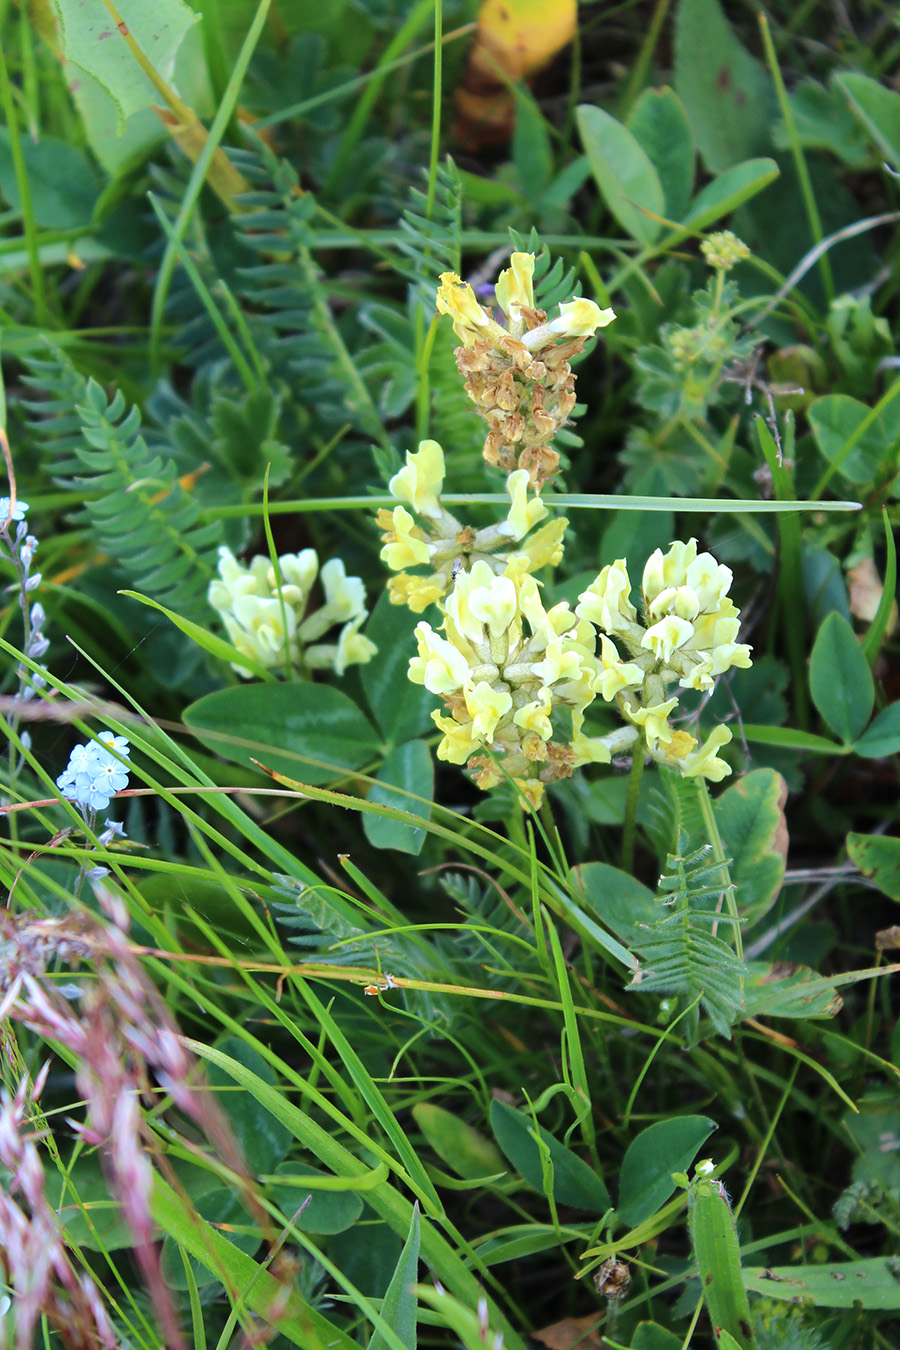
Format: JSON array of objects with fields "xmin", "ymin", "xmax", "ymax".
[
  {"xmin": 676, "ymin": 725, "xmax": 734, "ymax": 782},
  {"xmin": 494, "ymin": 252, "xmax": 536, "ymax": 325},
  {"xmin": 468, "ymin": 573, "xmax": 519, "ymax": 636},
  {"xmin": 513, "ymin": 776, "xmax": 545, "ymax": 812},
  {"xmin": 642, "ymin": 614, "xmax": 695, "ymax": 664},
  {"xmin": 379, "ymin": 505, "xmax": 431, "ymax": 570},
  {"xmin": 647, "ymin": 584, "xmax": 702, "ymax": 624},
  {"xmin": 464, "ymin": 679, "xmax": 513, "ymax": 740},
  {"xmin": 576, "ymin": 560, "xmax": 637, "ymax": 635},
  {"xmin": 630, "ymin": 697, "xmax": 679, "ymax": 749},
  {"xmin": 549, "ymin": 298, "xmax": 616, "ymax": 337},
  {"xmin": 436, "ymin": 272, "xmax": 495, "ymax": 346},
  {"xmin": 432, "ymin": 710, "xmax": 481, "ymax": 764},
  {"xmin": 595, "ymin": 635, "xmax": 646, "ymax": 701},
  {"xmin": 504, "ymin": 469, "xmax": 549, "ymax": 540},
  {"xmin": 389, "ymin": 439, "xmax": 446, "ymax": 520},
  {"xmin": 642, "ymin": 538, "xmax": 699, "ymax": 603},
  {"xmin": 409, "ymin": 622, "xmax": 470, "ymax": 695},
  {"xmin": 513, "ymin": 687, "xmax": 554, "ymax": 741},
  {"xmin": 570, "ymin": 710, "xmax": 615, "ymax": 768},
  {"xmin": 387, "ymin": 573, "xmax": 445, "ymax": 612},
  {"xmin": 445, "ymin": 559, "xmax": 498, "ymax": 644},
  {"xmin": 685, "ymin": 551, "xmax": 734, "ymax": 610}
]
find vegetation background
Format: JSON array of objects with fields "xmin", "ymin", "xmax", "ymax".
[{"xmin": 1, "ymin": 1, "xmax": 900, "ymax": 1348}]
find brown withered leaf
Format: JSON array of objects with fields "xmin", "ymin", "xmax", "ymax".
[
  {"xmin": 848, "ymin": 557, "xmax": 898, "ymax": 632},
  {"xmin": 532, "ymin": 1314, "xmax": 605, "ymax": 1350}
]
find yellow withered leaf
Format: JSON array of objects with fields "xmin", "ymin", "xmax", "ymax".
[{"xmin": 476, "ymin": 0, "xmax": 577, "ymax": 82}]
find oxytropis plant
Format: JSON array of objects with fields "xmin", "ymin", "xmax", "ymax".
[{"xmin": 378, "ymin": 253, "xmax": 752, "ymax": 807}]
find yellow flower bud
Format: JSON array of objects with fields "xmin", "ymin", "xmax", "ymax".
[
  {"xmin": 380, "ymin": 505, "xmax": 431, "ymax": 570},
  {"xmin": 389, "ymin": 439, "xmax": 446, "ymax": 519},
  {"xmin": 494, "ymin": 252, "xmax": 536, "ymax": 319},
  {"xmin": 504, "ymin": 469, "xmax": 548, "ymax": 540},
  {"xmin": 464, "ymin": 679, "xmax": 513, "ymax": 740},
  {"xmin": 436, "ymin": 272, "xmax": 493, "ymax": 346}
]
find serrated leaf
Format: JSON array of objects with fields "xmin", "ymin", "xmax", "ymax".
[
  {"xmin": 490, "ymin": 1101, "xmax": 610, "ymax": 1212},
  {"xmin": 577, "ymin": 104, "xmax": 665, "ymax": 246},
  {"xmin": 617, "ymin": 1116, "xmax": 715, "ymax": 1227},
  {"xmin": 809, "ymin": 611, "xmax": 874, "ymax": 743},
  {"xmin": 184, "ymin": 683, "xmax": 381, "ymax": 784}
]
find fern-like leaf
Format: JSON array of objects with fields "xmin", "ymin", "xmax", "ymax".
[
  {"xmin": 23, "ymin": 353, "xmax": 222, "ymax": 623},
  {"xmin": 394, "ymin": 157, "xmax": 463, "ymax": 306},
  {"xmin": 628, "ymin": 838, "xmax": 746, "ymax": 1040}
]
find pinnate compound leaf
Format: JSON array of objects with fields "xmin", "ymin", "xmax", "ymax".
[
  {"xmin": 713, "ymin": 769, "xmax": 787, "ymax": 929},
  {"xmin": 617, "ymin": 1116, "xmax": 715, "ymax": 1227},
  {"xmin": 490, "ymin": 1101, "xmax": 610, "ymax": 1212},
  {"xmin": 52, "ymin": 0, "xmax": 198, "ymax": 128},
  {"xmin": 577, "ymin": 104, "xmax": 665, "ymax": 246},
  {"xmin": 674, "ymin": 0, "xmax": 774, "ymax": 173},
  {"xmin": 809, "ymin": 612, "xmax": 874, "ymax": 743},
  {"xmin": 184, "ymin": 684, "xmax": 381, "ymax": 784}
]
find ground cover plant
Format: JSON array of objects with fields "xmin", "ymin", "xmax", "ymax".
[{"xmin": 2, "ymin": 0, "xmax": 900, "ymax": 1346}]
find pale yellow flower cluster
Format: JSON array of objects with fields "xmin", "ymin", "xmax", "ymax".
[
  {"xmin": 575, "ymin": 539, "xmax": 752, "ymax": 781},
  {"xmin": 406, "ymin": 537, "xmax": 750, "ymax": 806},
  {"xmin": 208, "ymin": 545, "xmax": 377, "ymax": 678},
  {"xmin": 377, "ymin": 438, "xmax": 567, "ymax": 613},
  {"xmin": 700, "ymin": 231, "xmax": 751, "ymax": 272},
  {"xmin": 408, "ymin": 560, "xmax": 606, "ymax": 809},
  {"xmin": 436, "ymin": 252, "xmax": 615, "ymax": 489}
]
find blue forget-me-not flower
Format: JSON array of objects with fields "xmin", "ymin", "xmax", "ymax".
[{"xmin": 56, "ymin": 733, "xmax": 131, "ymax": 813}]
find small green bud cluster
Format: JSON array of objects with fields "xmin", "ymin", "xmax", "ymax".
[{"xmin": 700, "ymin": 231, "xmax": 751, "ymax": 272}]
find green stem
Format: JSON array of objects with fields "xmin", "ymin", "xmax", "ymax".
[
  {"xmin": 694, "ymin": 777, "xmax": 743, "ymax": 966},
  {"xmin": 621, "ymin": 747, "xmax": 644, "ymax": 874}
]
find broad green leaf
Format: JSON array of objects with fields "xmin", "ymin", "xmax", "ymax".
[
  {"xmin": 269, "ymin": 1161, "xmax": 363, "ymax": 1234},
  {"xmin": 489, "ymin": 1101, "xmax": 611, "ymax": 1213},
  {"xmin": 835, "ymin": 72, "xmax": 900, "ymax": 171},
  {"xmin": 413, "ymin": 1104, "xmax": 505, "ymax": 1181},
  {"xmin": 713, "ymin": 769, "xmax": 787, "ymax": 928},
  {"xmin": 360, "ymin": 593, "xmax": 438, "ymax": 746},
  {"xmin": 855, "ymin": 702, "xmax": 900, "ymax": 759},
  {"xmin": 627, "ymin": 87, "xmax": 695, "ymax": 222},
  {"xmin": 617, "ymin": 1116, "xmax": 715, "ymax": 1227},
  {"xmin": 363, "ymin": 740, "xmax": 434, "ymax": 856},
  {"xmin": 183, "ymin": 683, "xmax": 381, "ymax": 784},
  {"xmin": 687, "ymin": 1168, "xmax": 753, "ymax": 1350},
  {"xmin": 743, "ymin": 961, "xmax": 843, "ymax": 1019},
  {"xmin": 206, "ymin": 1038, "xmax": 291, "ymax": 1174},
  {"xmin": 809, "ymin": 612, "xmax": 874, "ymax": 743},
  {"xmin": 0, "ymin": 131, "xmax": 100, "ymax": 228},
  {"xmin": 52, "ymin": 0, "xmax": 199, "ymax": 128},
  {"xmin": 680, "ymin": 157, "xmax": 779, "ymax": 231},
  {"xmin": 513, "ymin": 88, "xmax": 553, "ymax": 199},
  {"xmin": 773, "ymin": 78, "xmax": 870, "ymax": 167},
  {"xmin": 744, "ymin": 1259, "xmax": 900, "ymax": 1309},
  {"xmin": 808, "ymin": 393, "xmax": 900, "ymax": 486},
  {"xmin": 58, "ymin": 1155, "xmax": 132, "ymax": 1251},
  {"xmin": 368, "ymin": 1205, "xmax": 420, "ymax": 1350},
  {"xmin": 577, "ymin": 104, "xmax": 665, "ymax": 246},
  {"xmin": 570, "ymin": 862, "xmax": 657, "ymax": 949},
  {"xmin": 846, "ymin": 833, "xmax": 900, "ymax": 900},
  {"xmin": 631, "ymin": 1325, "xmax": 682, "ymax": 1350},
  {"xmin": 151, "ymin": 1175, "xmax": 360, "ymax": 1350},
  {"xmin": 674, "ymin": 0, "xmax": 775, "ymax": 173},
  {"xmin": 861, "ymin": 509, "xmax": 897, "ymax": 666}
]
